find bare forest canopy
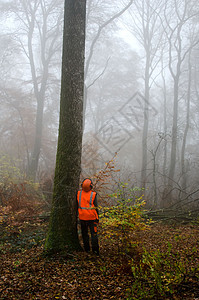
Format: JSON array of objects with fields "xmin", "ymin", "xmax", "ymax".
[{"xmin": 0, "ymin": 0, "xmax": 199, "ymax": 210}]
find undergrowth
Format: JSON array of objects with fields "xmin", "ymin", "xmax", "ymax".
[
  {"xmin": 128, "ymin": 243, "xmax": 199, "ymax": 299},
  {"xmin": 0, "ymin": 157, "xmax": 198, "ymax": 299},
  {"xmin": 100, "ymin": 183, "xmax": 150, "ymax": 254}
]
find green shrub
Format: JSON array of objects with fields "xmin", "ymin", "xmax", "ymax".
[
  {"xmin": 100, "ymin": 183, "xmax": 150, "ymax": 254},
  {"xmin": 129, "ymin": 244, "xmax": 199, "ymax": 299}
]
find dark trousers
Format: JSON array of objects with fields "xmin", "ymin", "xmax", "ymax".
[{"xmin": 80, "ymin": 220, "xmax": 99, "ymax": 255}]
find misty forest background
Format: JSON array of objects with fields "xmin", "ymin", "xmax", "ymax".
[{"xmin": 0, "ymin": 0, "xmax": 199, "ymax": 212}]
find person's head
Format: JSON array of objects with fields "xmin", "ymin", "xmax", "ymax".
[{"xmin": 81, "ymin": 178, "xmax": 93, "ymax": 192}]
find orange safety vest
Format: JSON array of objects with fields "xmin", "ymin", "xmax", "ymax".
[{"xmin": 77, "ymin": 190, "xmax": 98, "ymax": 221}]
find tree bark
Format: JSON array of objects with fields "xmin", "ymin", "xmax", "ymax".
[{"xmin": 45, "ymin": 0, "xmax": 86, "ymax": 253}]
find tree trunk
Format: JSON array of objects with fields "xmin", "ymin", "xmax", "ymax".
[
  {"xmin": 181, "ymin": 53, "xmax": 192, "ymax": 190},
  {"xmin": 28, "ymin": 61, "xmax": 49, "ymax": 180},
  {"xmin": 141, "ymin": 51, "xmax": 150, "ymax": 189},
  {"xmin": 28, "ymin": 95, "xmax": 44, "ymax": 179},
  {"xmin": 168, "ymin": 75, "xmax": 180, "ymax": 187},
  {"xmin": 161, "ymin": 66, "xmax": 168, "ymax": 185},
  {"xmin": 45, "ymin": 0, "xmax": 86, "ymax": 253}
]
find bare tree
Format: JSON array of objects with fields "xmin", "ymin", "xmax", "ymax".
[
  {"xmin": 124, "ymin": 0, "xmax": 164, "ymax": 188},
  {"xmin": 3, "ymin": 0, "xmax": 64, "ymax": 180},
  {"xmin": 84, "ymin": 0, "xmax": 134, "ymax": 127},
  {"xmin": 162, "ymin": 0, "xmax": 199, "ymax": 188}
]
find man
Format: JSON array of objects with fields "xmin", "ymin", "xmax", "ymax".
[{"xmin": 77, "ymin": 178, "xmax": 99, "ymax": 255}]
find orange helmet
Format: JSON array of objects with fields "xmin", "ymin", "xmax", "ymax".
[{"xmin": 82, "ymin": 178, "xmax": 93, "ymax": 192}]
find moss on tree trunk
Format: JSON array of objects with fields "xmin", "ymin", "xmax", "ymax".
[{"xmin": 45, "ymin": 0, "xmax": 86, "ymax": 253}]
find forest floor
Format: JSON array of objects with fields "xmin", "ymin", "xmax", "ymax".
[{"xmin": 0, "ymin": 220, "xmax": 199, "ymax": 300}]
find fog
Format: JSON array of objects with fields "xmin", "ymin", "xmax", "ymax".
[{"xmin": 0, "ymin": 0, "xmax": 199, "ymax": 210}]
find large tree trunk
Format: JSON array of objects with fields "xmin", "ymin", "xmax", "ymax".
[{"xmin": 45, "ymin": 0, "xmax": 86, "ymax": 253}]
